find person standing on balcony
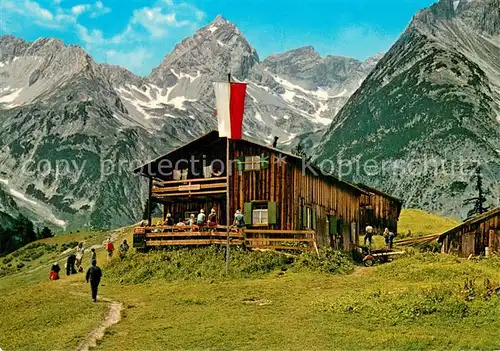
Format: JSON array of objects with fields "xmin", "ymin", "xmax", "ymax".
[
  {"xmin": 197, "ymin": 209, "xmax": 206, "ymax": 232},
  {"xmin": 233, "ymin": 209, "xmax": 245, "ymax": 228},
  {"xmin": 165, "ymin": 213, "xmax": 174, "ymax": 226},
  {"xmin": 208, "ymin": 208, "xmax": 217, "ymax": 230},
  {"xmin": 197, "ymin": 209, "xmax": 206, "ymax": 224}
]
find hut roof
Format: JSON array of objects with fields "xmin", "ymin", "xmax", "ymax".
[
  {"xmin": 438, "ymin": 206, "xmax": 500, "ymax": 242},
  {"xmin": 132, "ymin": 130, "xmax": 367, "ymax": 194}
]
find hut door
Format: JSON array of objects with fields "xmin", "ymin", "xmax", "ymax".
[
  {"xmin": 350, "ymin": 222, "xmax": 357, "ymax": 247},
  {"xmin": 462, "ymin": 233, "xmax": 475, "ymax": 257}
]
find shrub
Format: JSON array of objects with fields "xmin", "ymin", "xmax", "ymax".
[
  {"xmin": 106, "ymin": 246, "xmax": 355, "ymax": 284},
  {"xmin": 293, "ymin": 248, "xmax": 355, "ymax": 274},
  {"xmin": 2, "ymin": 256, "xmax": 12, "ymax": 264}
]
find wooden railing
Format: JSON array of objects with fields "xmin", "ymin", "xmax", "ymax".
[
  {"xmin": 134, "ymin": 226, "xmax": 317, "ymax": 253},
  {"xmin": 134, "ymin": 225, "xmax": 243, "ymax": 247},
  {"xmin": 152, "ymin": 177, "xmax": 228, "ymax": 198},
  {"xmin": 243, "ymin": 229, "xmax": 318, "ymax": 253}
]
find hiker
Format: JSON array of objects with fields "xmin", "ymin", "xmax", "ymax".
[
  {"xmin": 208, "ymin": 207, "xmax": 217, "ymax": 227},
  {"xmin": 383, "ymin": 228, "xmax": 396, "ymax": 249},
  {"xmin": 364, "ymin": 225, "xmax": 374, "ymax": 247},
  {"xmin": 186, "ymin": 214, "xmax": 196, "ymax": 226},
  {"xmin": 66, "ymin": 254, "xmax": 77, "ymax": 276},
  {"xmin": 197, "ymin": 209, "xmax": 206, "ymax": 231},
  {"xmin": 86, "ymin": 260, "xmax": 103, "ymax": 302},
  {"xmin": 49, "ymin": 263, "xmax": 60, "ymax": 280},
  {"xmin": 165, "ymin": 213, "xmax": 174, "ymax": 226},
  {"xmin": 106, "ymin": 238, "xmax": 114, "ymax": 262},
  {"xmin": 233, "ymin": 209, "xmax": 245, "ymax": 228},
  {"xmin": 197, "ymin": 209, "xmax": 206, "ymax": 224},
  {"xmin": 90, "ymin": 248, "xmax": 97, "ymax": 263},
  {"xmin": 75, "ymin": 242, "xmax": 85, "ymax": 272},
  {"xmin": 119, "ymin": 239, "xmax": 129, "ymax": 258}
]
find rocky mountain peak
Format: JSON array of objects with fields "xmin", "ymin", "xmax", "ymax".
[
  {"xmin": 412, "ymin": 0, "xmax": 500, "ymax": 36},
  {"xmin": 148, "ymin": 15, "xmax": 259, "ymax": 85},
  {"xmin": 0, "ymin": 35, "xmax": 29, "ymax": 59}
]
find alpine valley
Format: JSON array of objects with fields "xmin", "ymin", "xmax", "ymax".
[{"xmin": 0, "ymin": 15, "xmax": 380, "ymax": 229}]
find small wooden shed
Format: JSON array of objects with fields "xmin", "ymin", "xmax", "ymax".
[{"xmin": 438, "ymin": 207, "xmax": 500, "ymax": 257}]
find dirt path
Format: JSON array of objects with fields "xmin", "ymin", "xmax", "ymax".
[{"xmin": 73, "ymin": 293, "xmax": 123, "ymax": 351}]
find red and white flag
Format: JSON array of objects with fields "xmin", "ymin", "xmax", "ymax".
[{"xmin": 212, "ymin": 82, "xmax": 247, "ymax": 139}]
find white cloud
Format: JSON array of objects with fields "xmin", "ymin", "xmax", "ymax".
[
  {"xmin": 91, "ymin": 1, "xmax": 111, "ymax": 18},
  {"xmin": 71, "ymin": 4, "xmax": 91, "ymax": 16},
  {"xmin": 105, "ymin": 48, "xmax": 154, "ymax": 72},
  {"xmin": 1, "ymin": 0, "xmax": 57, "ymax": 26},
  {"xmin": 131, "ymin": 6, "xmax": 191, "ymax": 38},
  {"xmin": 1, "ymin": 0, "xmax": 205, "ymax": 75}
]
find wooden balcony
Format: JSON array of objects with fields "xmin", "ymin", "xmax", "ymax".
[
  {"xmin": 133, "ymin": 226, "xmax": 318, "ymax": 253},
  {"xmin": 152, "ymin": 177, "xmax": 228, "ymax": 199}
]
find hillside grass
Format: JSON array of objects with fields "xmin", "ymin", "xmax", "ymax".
[
  {"xmin": 2, "ymin": 225, "xmax": 500, "ymax": 350},
  {"xmin": 398, "ymin": 209, "xmax": 461, "ymax": 237}
]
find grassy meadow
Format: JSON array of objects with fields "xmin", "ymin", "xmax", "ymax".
[{"xmin": 1, "ymin": 210, "xmax": 500, "ymax": 350}]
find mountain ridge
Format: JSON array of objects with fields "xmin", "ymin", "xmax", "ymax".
[{"xmin": 0, "ymin": 15, "xmax": 380, "ymax": 228}]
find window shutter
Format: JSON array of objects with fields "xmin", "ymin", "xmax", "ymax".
[
  {"xmin": 312, "ymin": 209, "xmax": 317, "ymax": 230},
  {"xmin": 244, "ymin": 202, "xmax": 252, "ymax": 225},
  {"xmin": 268, "ymin": 202, "xmax": 277, "ymax": 224},
  {"xmin": 237, "ymin": 156, "xmax": 245, "ymax": 172},
  {"xmin": 260, "ymin": 153, "xmax": 269, "ymax": 170},
  {"xmin": 329, "ymin": 216, "xmax": 338, "ymax": 235}
]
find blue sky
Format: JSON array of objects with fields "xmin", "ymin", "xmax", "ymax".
[{"xmin": 0, "ymin": 0, "xmax": 437, "ymax": 76}]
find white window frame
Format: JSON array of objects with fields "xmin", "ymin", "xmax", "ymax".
[
  {"xmin": 306, "ymin": 207, "xmax": 313, "ymax": 229},
  {"xmin": 252, "ymin": 207, "xmax": 268, "ymax": 225},
  {"xmin": 245, "ymin": 156, "xmax": 261, "ymax": 171}
]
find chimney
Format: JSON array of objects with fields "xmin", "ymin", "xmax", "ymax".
[{"xmin": 272, "ymin": 136, "xmax": 279, "ymax": 148}]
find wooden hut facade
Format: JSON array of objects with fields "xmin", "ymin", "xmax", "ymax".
[
  {"xmin": 357, "ymin": 184, "xmax": 403, "ymax": 235},
  {"xmin": 133, "ymin": 131, "xmax": 400, "ymax": 251},
  {"xmin": 438, "ymin": 207, "xmax": 500, "ymax": 257}
]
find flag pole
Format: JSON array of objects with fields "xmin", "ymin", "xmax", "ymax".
[{"xmin": 225, "ymin": 73, "xmax": 231, "ymax": 275}]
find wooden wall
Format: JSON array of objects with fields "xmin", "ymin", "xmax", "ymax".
[
  {"xmin": 230, "ymin": 140, "xmax": 361, "ymax": 250},
  {"xmin": 441, "ymin": 211, "xmax": 500, "ymax": 257},
  {"xmin": 359, "ymin": 192, "xmax": 402, "ymax": 234}
]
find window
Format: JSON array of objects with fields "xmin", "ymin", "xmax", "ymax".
[
  {"xmin": 245, "ymin": 156, "xmax": 261, "ymax": 171},
  {"xmin": 253, "ymin": 207, "xmax": 269, "ymax": 225},
  {"xmin": 245, "ymin": 201, "xmax": 278, "ymax": 226},
  {"xmin": 302, "ymin": 206, "xmax": 315, "ymax": 230}
]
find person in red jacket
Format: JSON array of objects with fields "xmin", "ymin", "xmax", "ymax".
[
  {"xmin": 106, "ymin": 238, "xmax": 114, "ymax": 263},
  {"xmin": 49, "ymin": 263, "xmax": 60, "ymax": 280}
]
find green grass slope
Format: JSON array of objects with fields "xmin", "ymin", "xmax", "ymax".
[{"xmin": 398, "ymin": 209, "xmax": 461, "ymax": 237}]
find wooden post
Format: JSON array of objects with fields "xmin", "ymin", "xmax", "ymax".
[
  {"xmin": 225, "ymin": 72, "xmax": 231, "ymax": 275},
  {"xmin": 226, "ymin": 137, "xmax": 231, "ymax": 274},
  {"xmin": 147, "ymin": 177, "xmax": 153, "ymax": 226}
]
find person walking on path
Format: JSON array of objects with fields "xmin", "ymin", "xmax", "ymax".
[
  {"xmin": 86, "ymin": 260, "xmax": 102, "ymax": 302},
  {"xmin": 66, "ymin": 254, "xmax": 77, "ymax": 276},
  {"xmin": 106, "ymin": 238, "xmax": 114, "ymax": 263},
  {"xmin": 75, "ymin": 242, "xmax": 85, "ymax": 272},
  {"xmin": 119, "ymin": 239, "xmax": 129, "ymax": 259},
  {"xmin": 90, "ymin": 248, "xmax": 97, "ymax": 263}
]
